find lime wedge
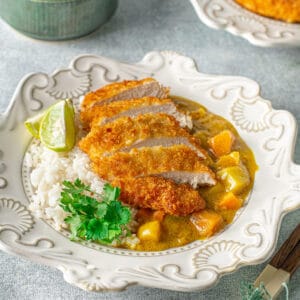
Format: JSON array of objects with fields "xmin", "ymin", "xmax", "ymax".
[
  {"xmin": 39, "ymin": 99, "xmax": 76, "ymax": 152},
  {"xmin": 24, "ymin": 112, "xmax": 44, "ymax": 139}
]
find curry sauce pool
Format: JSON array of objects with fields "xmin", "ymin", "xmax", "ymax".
[{"xmin": 130, "ymin": 97, "xmax": 257, "ymax": 251}]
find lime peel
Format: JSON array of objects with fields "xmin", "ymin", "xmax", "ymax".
[
  {"xmin": 24, "ymin": 112, "xmax": 44, "ymax": 139},
  {"xmin": 25, "ymin": 99, "xmax": 76, "ymax": 153}
]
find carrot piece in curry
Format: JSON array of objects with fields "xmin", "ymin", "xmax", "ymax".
[
  {"xmin": 208, "ymin": 130, "xmax": 235, "ymax": 157},
  {"xmin": 190, "ymin": 210, "xmax": 224, "ymax": 238},
  {"xmin": 216, "ymin": 151, "xmax": 240, "ymax": 168},
  {"xmin": 217, "ymin": 192, "xmax": 242, "ymax": 210}
]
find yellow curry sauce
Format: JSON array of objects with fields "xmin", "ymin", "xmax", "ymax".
[{"xmin": 125, "ymin": 97, "xmax": 257, "ymax": 252}]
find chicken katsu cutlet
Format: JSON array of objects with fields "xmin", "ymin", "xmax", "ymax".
[
  {"xmin": 114, "ymin": 176, "xmax": 206, "ymax": 216},
  {"xmin": 79, "ymin": 113, "xmax": 205, "ymax": 159},
  {"xmin": 92, "ymin": 145, "xmax": 216, "ymax": 188},
  {"xmin": 79, "ymin": 78, "xmax": 217, "ymax": 216},
  {"xmin": 82, "ymin": 97, "xmax": 192, "ymax": 129},
  {"xmin": 81, "ymin": 78, "xmax": 169, "ymax": 125}
]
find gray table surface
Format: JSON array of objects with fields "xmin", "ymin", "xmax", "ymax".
[{"xmin": 0, "ymin": 1, "xmax": 299, "ymax": 299}]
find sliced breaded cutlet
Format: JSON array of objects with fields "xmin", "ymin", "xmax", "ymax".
[
  {"xmin": 92, "ymin": 145, "xmax": 216, "ymax": 188},
  {"xmin": 113, "ymin": 176, "xmax": 206, "ymax": 216},
  {"xmin": 79, "ymin": 113, "xmax": 205, "ymax": 159},
  {"xmin": 78, "ymin": 78, "xmax": 217, "ymax": 216},
  {"xmin": 81, "ymin": 78, "xmax": 169, "ymax": 123},
  {"xmin": 82, "ymin": 97, "xmax": 192, "ymax": 129}
]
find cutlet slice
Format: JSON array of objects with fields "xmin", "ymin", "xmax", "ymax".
[
  {"xmin": 81, "ymin": 97, "xmax": 192, "ymax": 129},
  {"xmin": 79, "ymin": 113, "xmax": 205, "ymax": 159},
  {"xmin": 93, "ymin": 145, "xmax": 216, "ymax": 187},
  {"xmin": 113, "ymin": 176, "xmax": 206, "ymax": 216},
  {"xmin": 121, "ymin": 137, "xmax": 205, "ymax": 157},
  {"xmin": 81, "ymin": 78, "xmax": 169, "ymax": 113}
]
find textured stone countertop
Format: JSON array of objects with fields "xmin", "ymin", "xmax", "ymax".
[{"xmin": 0, "ymin": 0, "xmax": 299, "ymax": 299}]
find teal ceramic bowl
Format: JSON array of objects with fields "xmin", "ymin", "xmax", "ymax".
[{"xmin": 0, "ymin": 0, "xmax": 118, "ymax": 40}]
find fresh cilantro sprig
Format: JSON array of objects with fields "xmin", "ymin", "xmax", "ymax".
[
  {"xmin": 240, "ymin": 281, "xmax": 272, "ymax": 300},
  {"xmin": 59, "ymin": 179, "xmax": 131, "ymax": 244}
]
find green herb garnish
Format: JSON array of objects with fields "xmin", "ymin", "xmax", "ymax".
[
  {"xmin": 59, "ymin": 179, "xmax": 131, "ymax": 244},
  {"xmin": 240, "ymin": 281, "xmax": 271, "ymax": 300},
  {"xmin": 240, "ymin": 280, "xmax": 289, "ymax": 300}
]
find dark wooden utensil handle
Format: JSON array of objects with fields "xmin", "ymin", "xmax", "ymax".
[
  {"xmin": 280, "ymin": 241, "xmax": 300, "ymax": 275},
  {"xmin": 270, "ymin": 223, "xmax": 300, "ymax": 271}
]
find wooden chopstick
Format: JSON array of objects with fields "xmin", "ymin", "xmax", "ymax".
[
  {"xmin": 280, "ymin": 241, "xmax": 300, "ymax": 276},
  {"xmin": 254, "ymin": 223, "xmax": 300, "ymax": 298},
  {"xmin": 269, "ymin": 223, "xmax": 300, "ymax": 272}
]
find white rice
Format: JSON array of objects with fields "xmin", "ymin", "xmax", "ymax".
[{"xmin": 25, "ymin": 129, "xmax": 139, "ymax": 248}]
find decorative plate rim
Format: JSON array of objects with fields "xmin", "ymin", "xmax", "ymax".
[
  {"xmin": 190, "ymin": 0, "xmax": 300, "ymax": 47},
  {"xmin": 0, "ymin": 51, "xmax": 299, "ymax": 292}
]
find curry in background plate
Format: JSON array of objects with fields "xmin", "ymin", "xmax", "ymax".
[{"xmin": 235, "ymin": 0, "xmax": 300, "ymax": 23}]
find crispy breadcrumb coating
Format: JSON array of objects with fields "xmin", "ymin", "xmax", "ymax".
[
  {"xmin": 113, "ymin": 176, "xmax": 206, "ymax": 216},
  {"xmin": 81, "ymin": 97, "xmax": 172, "ymax": 127},
  {"xmin": 92, "ymin": 145, "xmax": 215, "ymax": 183},
  {"xmin": 78, "ymin": 78, "xmax": 217, "ymax": 216},
  {"xmin": 79, "ymin": 113, "xmax": 205, "ymax": 159},
  {"xmin": 81, "ymin": 78, "xmax": 169, "ymax": 123},
  {"xmin": 82, "ymin": 78, "xmax": 155, "ymax": 109}
]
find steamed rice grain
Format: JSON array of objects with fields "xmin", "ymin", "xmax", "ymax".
[{"xmin": 26, "ymin": 140, "xmax": 139, "ymax": 246}]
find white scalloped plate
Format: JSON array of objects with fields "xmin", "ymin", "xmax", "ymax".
[
  {"xmin": 190, "ymin": 0, "xmax": 300, "ymax": 47},
  {"xmin": 0, "ymin": 51, "xmax": 300, "ymax": 292}
]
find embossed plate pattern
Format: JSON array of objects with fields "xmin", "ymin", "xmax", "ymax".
[
  {"xmin": 190, "ymin": 0, "xmax": 300, "ymax": 47},
  {"xmin": 0, "ymin": 52, "xmax": 300, "ymax": 292}
]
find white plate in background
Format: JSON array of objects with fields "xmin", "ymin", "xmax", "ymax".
[{"xmin": 190, "ymin": 0, "xmax": 300, "ymax": 47}]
